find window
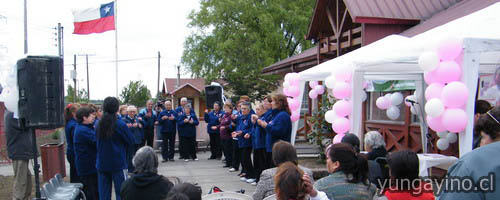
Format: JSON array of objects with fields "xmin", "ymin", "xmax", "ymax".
[{"xmin": 366, "ymin": 92, "xmax": 405, "ymax": 122}]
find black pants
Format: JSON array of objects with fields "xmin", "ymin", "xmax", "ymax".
[
  {"xmin": 180, "ymin": 136, "xmax": 197, "ymax": 159},
  {"xmin": 209, "ymin": 133, "xmax": 222, "ymax": 158},
  {"xmin": 253, "ymin": 148, "xmax": 267, "ymax": 182},
  {"xmin": 241, "ymin": 147, "xmax": 255, "ymax": 179},
  {"xmin": 232, "ymin": 140, "xmax": 241, "ymax": 170},
  {"xmin": 161, "ymin": 132, "xmax": 176, "ymax": 160},
  {"xmin": 222, "ymin": 139, "xmax": 233, "ymax": 166},
  {"xmin": 67, "ymin": 154, "xmax": 81, "ymax": 183},
  {"xmin": 144, "ymin": 128, "xmax": 155, "ymax": 147},
  {"xmin": 265, "ymin": 151, "xmax": 275, "ymax": 169},
  {"xmin": 81, "ymin": 173, "xmax": 99, "ymax": 200}
]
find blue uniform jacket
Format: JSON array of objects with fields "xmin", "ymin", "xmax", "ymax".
[
  {"xmin": 139, "ymin": 108, "xmax": 157, "ymax": 130},
  {"xmin": 251, "ymin": 113, "xmax": 268, "ymax": 150},
  {"xmin": 175, "ymin": 106, "xmax": 183, "ymax": 114},
  {"xmin": 65, "ymin": 118, "xmax": 78, "ymax": 156},
  {"xmin": 204, "ymin": 110, "xmax": 224, "ymax": 134},
  {"xmin": 123, "ymin": 115, "xmax": 145, "ymax": 144},
  {"xmin": 265, "ymin": 109, "xmax": 292, "ymax": 152},
  {"xmin": 73, "ymin": 123, "xmax": 97, "ymax": 176},
  {"xmin": 236, "ymin": 114, "xmax": 252, "ymax": 148},
  {"xmin": 96, "ymin": 119, "xmax": 135, "ymax": 172},
  {"xmin": 158, "ymin": 109, "xmax": 177, "ymax": 133},
  {"xmin": 177, "ymin": 112, "xmax": 199, "ymax": 138}
]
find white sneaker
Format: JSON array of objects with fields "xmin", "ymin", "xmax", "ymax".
[
  {"xmin": 194, "ymin": 158, "xmax": 199, "ymax": 161},
  {"xmin": 251, "ymin": 182, "xmax": 257, "ymax": 186},
  {"xmin": 184, "ymin": 159, "xmax": 189, "ymax": 162},
  {"xmin": 229, "ymin": 168, "xmax": 236, "ymax": 172},
  {"xmin": 240, "ymin": 177, "xmax": 247, "ymax": 181},
  {"xmin": 246, "ymin": 179, "xmax": 256, "ymax": 183}
]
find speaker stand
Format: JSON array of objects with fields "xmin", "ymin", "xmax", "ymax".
[{"xmin": 31, "ymin": 128, "xmax": 46, "ymax": 200}]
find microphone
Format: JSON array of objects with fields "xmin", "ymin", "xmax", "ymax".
[{"xmin": 405, "ymin": 98, "xmax": 418, "ymax": 104}]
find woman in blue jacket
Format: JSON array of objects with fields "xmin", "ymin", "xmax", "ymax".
[
  {"xmin": 250, "ymin": 103, "xmax": 268, "ymax": 184},
  {"xmin": 123, "ymin": 105, "xmax": 145, "ymax": 172},
  {"xmin": 235, "ymin": 102, "xmax": 256, "ymax": 184},
  {"xmin": 204, "ymin": 101, "xmax": 224, "ymax": 160},
  {"xmin": 74, "ymin": 106, "xmax": 98, "ymax": 200},
  {"xmin": 257, "ymin": 94, "xmax": 292, "ymax": 168},
  {"xmin": 96, "ymin": 97, "xmax": 135, "ymax": 200},
  {"xmin": 64, "ymin": 103, "xmax": 81, "ymax": 183},
  {"xmin": 158, "ymin": 100, "xmax": 177, "ymax": 162},
  {"xmin": 177, "ymin": 104, "xmax": 199, "ymax": 162}
]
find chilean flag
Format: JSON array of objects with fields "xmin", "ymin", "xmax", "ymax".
[{"xmin": 73, "ymin": 2, "xmax": 115, "ymax": 34}]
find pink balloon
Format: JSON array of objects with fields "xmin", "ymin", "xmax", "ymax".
[
  {"xmin": 442, "ymin": 108, "xmax": 467, "ymax": 133},
  {"xmin": 424, "ymin": 69, "xmax": 440, "ymax": 85},
  {"xmin": 376, "ymin": 96, "xmax": 391, "ymax": 110},
  {"xmin": 309, "ymin": 81, "xmax": 318, "ymax": 88},
  {"xmin": 288, "ymin": 98, "xmax": 300, "ymax": 111},
  {"xmin": 308, "ymin": 90, "xmax": 318, "ymax": 99},
  {"xmin": 289, "ymin": 73, "xmax": 301, "ymax": 85},
  {"xmin": 332, "ymin": 117, "xmax": 350, "ymax": 134},
  {"xmin": 283, "ymin": 87, "xmax": 290, "ymax": 96},
  {"xmin": 427, "ymin": 115, "xmax": 447, "ymax": 132},
  {"xmin": 442, "ymin": 81, "xmax": 468, "ymax": 108},
  {"xmin": 332, "ymin": 134, "xmax": 345, "ymax": 144},
  {"xmin": 288, "ymin": 85, "xmax": 300, "ymax": 97},
  {"xmin": 425, "ymin": 83, "xmax": 444, "ymax": 100},
  {"xmin": 291, "ymin": 111, "xmax": 300, "ymax": 122},
  {"xmin": 362, "ymin": 81, "xmax": 369, "ymax": 89},
  {"xmin": 436, "ymin": 61, "xmax": 461, "ymax": 84},
  {"xmin": 314, "ymin": 85, "xmax": 325, "ymax": 95},
  {"xmin": 437, "ymin": 37, "xmax": 463, "ymax": 61},
  {"xmin": 333, "ymin": 100, "xmax": 352, "ymax": 117},
  {"xmin": 332, "ymin": 81, "xmax": 351, "ymax": 99}
]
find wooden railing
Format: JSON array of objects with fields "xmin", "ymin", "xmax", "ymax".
[{"xmin": 319, "ymin": 26, "xmax": 362, "ymax": 55}]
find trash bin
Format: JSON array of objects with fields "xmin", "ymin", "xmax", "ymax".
[{"xmin": 40, "ymin": 143, "xmax": 66, "ymax": 182}]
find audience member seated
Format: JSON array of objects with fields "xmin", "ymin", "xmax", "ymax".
[
  {"xmin": 374, "ymin": 150, "xmax": 434, "ymax": 200},
  {"xmin": 473, "ymin": 100, "xmax": 492, "ymax": 149},
  {"xmin": 341, "ymin": 134, "xmax": 360, "ymax": 153},
  {"xmin": 120, "ymin": 146, "xmax": 174, "ymax": 200},
  {"xmin": 274, "ymin": 162, "xmax": 328, "ymax": 200},
  {"xmin": 363, "ymin": 131, "xmax": 389, "ymax": 189},
  {"xmin": 314, "ymin": 143, "xmax": 375, "ymax": 200},
  {"xmin": 439, "ymin": 106, "xmax": 500, "ymax": 200},
  {"xmin": 253, "ymin": 141, "xmax": 314, "ymax": 200},
  {"xmin": 165, "ymin": 183, "xmax": 202, "ymax": 200}
]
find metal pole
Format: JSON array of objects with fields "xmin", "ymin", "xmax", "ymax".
[
  {"xmin": 86, "ymin": 54, "xmax": 90, "ymax": 100},
  {"xmin": 23, "ymin": 0, "xmax": 27, "ymax": 54},
  {"xmin": 157, "ymin": 51, "xmax": 160, "ymax": 97},
  {"xmin": 115, "ymin": 0, "xmax": 119, "ymax": 97},
  {"xmin": 31, "ymin": 128, "xmax": 44, "ymax": 199},
  {"xmin": 73, "ymin": 54, "xmax": 77, "ymax": 102},
  {"xmin": 57, "ymin": 23, "xmax": 62, "ymax": 58}
]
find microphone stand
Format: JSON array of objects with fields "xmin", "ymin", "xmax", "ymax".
[{"xmin": 407, "ymin": 99, "xmax": 433, "ymax": 152}]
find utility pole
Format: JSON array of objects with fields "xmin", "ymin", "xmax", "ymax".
[
  {"xmin": 23, "ymin": 0, "xmax": 28, "ymax": 54},
  {"xmin": 73, "ymin": 54, "xmax": 77, "ymax": 102},
  {"xmin": 57, "ymin": 23, "xmax": 63, "ymax": 58},
  {"xmin": 86, "ymin": 54, "xmax": 89, "ymax": 100},
  {"xmin": 157, "ymin": 51, "xmax": 161, "ymax": 97}
]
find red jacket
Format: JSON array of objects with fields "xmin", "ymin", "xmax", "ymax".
[{"xmin": 383, "ymin": 182, "xmax": 435, "ymax": 200}]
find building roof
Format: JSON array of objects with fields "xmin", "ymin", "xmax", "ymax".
[
  {"xmin": 261, "ymin": 46, "xmax": 318, "ymax": 75},
  {"xmin": 401, "ymin": 0, "xmax": 499, "ymax": 37},
  {"xmin": 163, "ymin": 78, "xmax": 205, "ymax": 95}
]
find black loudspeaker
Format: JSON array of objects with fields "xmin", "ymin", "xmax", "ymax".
[
  {"xmin": 205, "ymin": 85, "xmax": 223, "ymax": 109},
  {"xmin": 17, "ymin": 56, "xmax": 64, "ymax": 129}
]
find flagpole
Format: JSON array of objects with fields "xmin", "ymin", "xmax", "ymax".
[{"xmin": 114, "ymin": 0, "xmax": 118, "ymax": 98}]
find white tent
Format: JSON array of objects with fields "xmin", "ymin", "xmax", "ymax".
[{"xmin": 292, "ymin": 2, "xmax": 500, "ymax": 157}]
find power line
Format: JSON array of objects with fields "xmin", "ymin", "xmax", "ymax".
[{"xmin": 63, "ymin": 56, "xmax": 178, "ymax": 66}]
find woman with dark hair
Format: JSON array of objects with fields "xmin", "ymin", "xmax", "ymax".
[
  {"xmin": 314, "ymin": 143, "xmax": 375, "ymax": 200},
  {"xmin": 204, "ymin": 101, "xmax": 224, "ymax": 160},
  {"xmin": 374, "ymin": 150, "xmax": 434, "ymax": 200},
  {"xmin": 96, "ymin": 97, "xmax": 135, "ymax": 200},
  {"xmin": 253, "ymin": 141, "xmax": 314, "ymax": 200},
  {"xmin": 74, "ymin": 106, "xmax": 98, "ymax": 200},
  {"xmin": 341, "ymin": 133, "xmax": 360, "ymax": 153},
  {"xmin": 166, "ymin": 183, "xmax": 202, "ymax": 200},
  {"xmin": 177, "ymin": 104, "xmax": 199, "ymax": 161},
  {"xmin": 275, "ymin": 162, "xmax": 328, "ymax": 200},
  {"xmin": 64, "ymin": 103, "xmax": 81, "ymax": 183},
  {"xmin": 439, "ymin": 106, "xmax": 500, "ymax": 200},
  {"xmin": 219, "ymin": 103, "xmax": 234, "ymax": 168},
  {"xmin": 257, "ymin": 94, "xmax": 292, "ymax": 168}
]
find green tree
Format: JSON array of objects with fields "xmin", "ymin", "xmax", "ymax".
[
  {"xmin": 182, "ymin": 0, "xmax": 315, "ymax": 100},
  {"xmin": 65, "ymin": 85, "xmax": 88, "ymax": 103},
  {"xmin": 120, "ymin": 80, "xmax": 152, "ymax": 108}
]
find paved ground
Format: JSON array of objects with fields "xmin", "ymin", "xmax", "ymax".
[{"xmin": 0, "ymin": 151, "xmax": 256, "ymax": 197}]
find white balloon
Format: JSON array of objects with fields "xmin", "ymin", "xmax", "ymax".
[
  {"xmin": 437, "ymin": 138, "xmax": 450, "ymax": 150},
  {"xmin": 309, "ymin": 81, "xmax": 318, "ymax": 88},
  {"xmin": 425, "ymin": 98, "xmax": 445, "ymax": 117},
  {"xmin": 386, "ymin": 106, "xmax": 400, "ymax": 120},
  {"xmin": 446, "ymin": 132, "xmax": 458, "ymax": 143},
  {"xmin": 3, "ymin": 86, "xmax": 19, "ymax": 114},
  {"xmin": 410, "ymin": 105, "xmax": 419, "ymax": 115},
  {"xmin": 418, "ymin": 51, "xmax": 440, "ymax": 71},
  {"xmin": 324, "ymin": 110, "xmax": 338, "ymax": 123},
  {"xmin": 283, "ymin": 81, "xmax": 290, "ymax": 88},
  {"xmin": 436, "ymin": 131, "xmax": 448, "ymax": 138},
  {"xmin": 314, "ymin": 85, "xmax": 325, "ymax": 95},
  {"xmin": 324, "ymin": 76, "xmax": 336, "ymax": 89},
  {"xmin": 361, "ymin": 91, "xmax": 367, "ymax": 102},
  {"xmin": 390, "ymin": 92, "xmax": 404, "ymax": 106},
  {"xmin": 384, "ymin": 93, "xmax": 392, "ymax": 99}
]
